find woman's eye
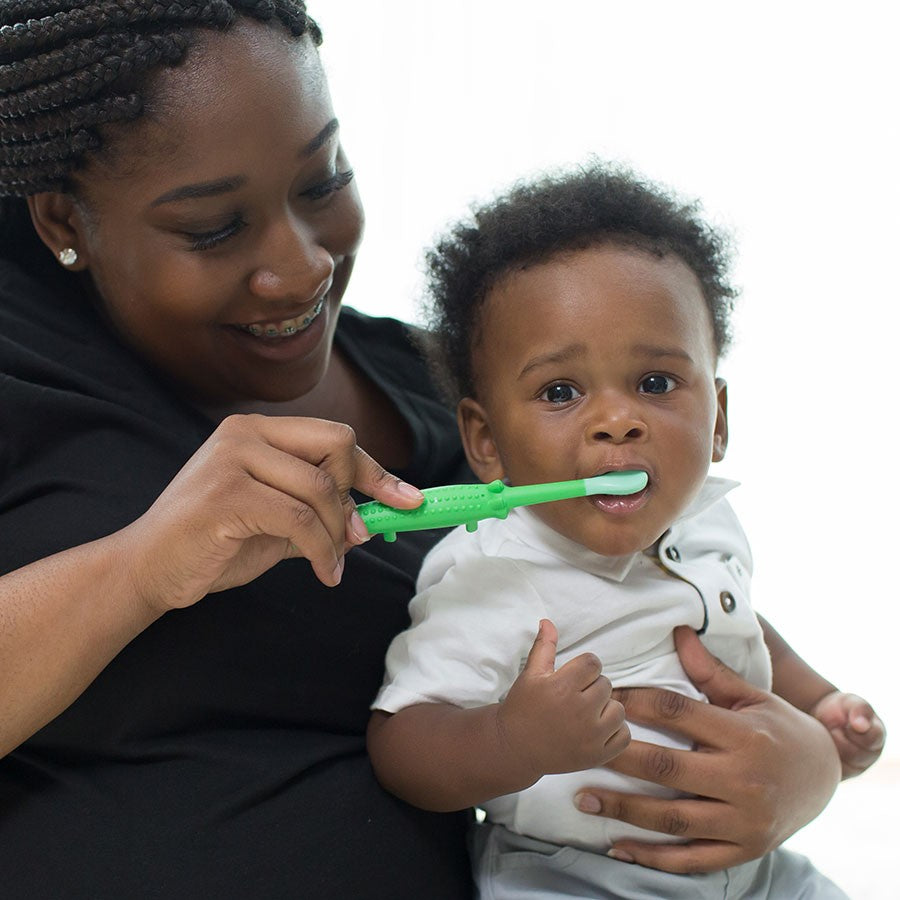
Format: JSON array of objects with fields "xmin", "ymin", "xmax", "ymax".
[
  {"xmin": 639, "ymin": 374, "xmax": 676, "ymax": 395},
  {"xmin": 302, "ymin": 168, "xmax": 355, "ymax": 201},
  {"xmin": 184, "ymin": 216, "xmax": 247, "ymax": 252},
  {"xmin": 541, "ymin": 383, "xmax": 582, "ymax": 404}
]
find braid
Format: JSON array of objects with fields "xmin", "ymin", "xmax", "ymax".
[{"xmin": 0, "ymin": 0, "xmax": 321, "ymax": 197}]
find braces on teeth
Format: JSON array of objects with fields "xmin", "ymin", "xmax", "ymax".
[{"xmin": 242, "ymin": 299, "xmax": 324, "ymax": 337}]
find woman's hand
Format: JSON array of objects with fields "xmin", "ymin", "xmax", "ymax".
[
  {"xmin": 123, "ymin": 414, "xmax": 423, "ymax": 613},
  {"xmin": 573, "ymin": 626, "xmax": 841, "ymax": 874}
]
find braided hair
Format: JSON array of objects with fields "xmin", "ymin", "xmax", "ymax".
[
  {"xmin": 0, "ymin": 1, "xmax": 321, "ymax": 266},
  {"xmin": 0, "ymin": 1, "xmax": 321, "ymax": 196}
]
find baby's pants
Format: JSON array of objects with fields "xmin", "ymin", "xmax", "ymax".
[{"xmin": 471, "ymin": 823, "xmax": 850, "ymax": 900}]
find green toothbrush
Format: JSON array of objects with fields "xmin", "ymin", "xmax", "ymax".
[{"xmin": 356, "ymin": 470, "xmax": 648, "ymax": 542}]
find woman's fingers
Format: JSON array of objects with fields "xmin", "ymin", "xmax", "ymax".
[
  {"xmin": 348, "ymin": 442, "xmax": 424, "ymax": 508},
  {"xmin": 238, "ymin": 416, "xmax": 423, "ymax": 547},
  {"xmin": 576, "ymin": 782, "xmax": 736, "ymax": 842},
  {"xmin": 132, "ymin": 414, "xmax": 424, "ymax": 606},
  {"xmin": 242, "ymin": 415, "xmax": 423, "ymax": 508},
  {"xmin": 600, "ymin": 735, "xmax": 724, "ymax": 798},
  {"xmin": 245, "ymin": 441, "xmax": 348, "ymax": 552},
  {"xmin": 607, "ymin": 839, "xmax": 744, "ymax": 875},
  {"xmin": 610, "ymin": 686, "xmax": 738, "ymax": 758},
  {"xmin": 573, "ymin": 784, "xmax": 769, "ymax": 871},
  {"xmin": 672, "ymin": 625, "xmax": 768, "ymax": 710}
]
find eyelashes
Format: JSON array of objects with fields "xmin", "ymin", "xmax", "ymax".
[
  {"xmin": 185, "ymin": 216, "xmax": 248, "ymax": 251},
  {"xmin": 302, "ymin": 168, "xmax": 354, "ymax": 201},
  {"xmin": 184, "ymin": 168, "xmax": 355, "ymax": 252}
]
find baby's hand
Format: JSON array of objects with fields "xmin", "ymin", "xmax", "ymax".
[
  {"xmin": 810, "ymin": 691, "xmax": 885, "ymax": 778},
  {"xmin": 497, "ymin": 619, "xmax": 630, "ymax": 781}
]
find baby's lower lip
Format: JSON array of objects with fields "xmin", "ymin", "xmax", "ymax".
[{"xmin": 589, "ymin": 487, "xmax": 650, "ymax": 515}]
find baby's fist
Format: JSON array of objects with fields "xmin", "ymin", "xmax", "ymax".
[{"xmin": 811, "ymin": 691, "xmax": 885, "ymax": 778}]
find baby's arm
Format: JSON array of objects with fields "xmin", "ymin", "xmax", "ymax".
[
  {"xmin": 761, "ymin": 615, "xmax": 885, "ymax": 778},
  {"xmin": 367, "ymin": 619, "xmax": 629, "ymax": 811}
]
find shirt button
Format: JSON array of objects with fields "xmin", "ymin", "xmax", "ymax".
[
  {"xmin": 720, "ymin": 591, "xmax": 736, "ymax": 613},
  {"xmin": 665, "ymin": 546, "xmax": 681, "ymax": 562}
]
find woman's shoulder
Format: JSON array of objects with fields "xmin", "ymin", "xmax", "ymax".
[
  {"xmin": 336, "ymin": 305, "xmax": 431, "ymax": 381},
  {"xmin": 337, "ymin": 306, "xmax": 471, "ymax": 487}
]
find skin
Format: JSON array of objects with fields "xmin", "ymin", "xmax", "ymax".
[
  {"xmin": 41, "ymin": 22, "xmax": 363, "ymax": 409},
  {"xmin": 0, "ymin": 17, "xmax": 876, "ymax": 878},
  {"xmin": 458, "ymin": 245, "xmax": 728, "ymax": 557},
  {"xmin": 2, "ymin": 22, "xmax": 426, "ymax": 760},
  {"xmin": 371, "ymin": 245, "xmax": 724, "ymax": 809},
  {"xmin": 370, "ymin": 244, "xmax": 882, "ymax": 872}
]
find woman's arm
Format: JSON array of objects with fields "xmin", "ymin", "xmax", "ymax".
[
  {"xmin": 368, "ymin": 619, "xmax": 629, "ymax": 811},
  {"xmin": 573, "ymin": 626, "xmax": 841, "ymax": 873},
  {"xmin": 0, "ymin": 414, "xmax": 421, "ymax": 758},
  {"xmin": 0, "ymin": 532, "xmax": 162, "ymax": 758}
]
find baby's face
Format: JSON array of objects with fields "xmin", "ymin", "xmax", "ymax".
[{"xmin": 461, "ymin": 244, "xmax": 727, "ymax": 557}]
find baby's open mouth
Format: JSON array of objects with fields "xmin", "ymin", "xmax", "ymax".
[
  {"xmin": 590, "ymin": 484, "xmax": 649, "ymax": 514},
  {"xmin": 235, "ymin": 298, "xmax": 324, "ymax": 338}
]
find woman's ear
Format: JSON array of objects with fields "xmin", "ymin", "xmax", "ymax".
[
  {"xmin": 27, "ymin": 192, "xmax": 90, "ymax": 271},
  {"xmin": 457, "ymin": 397, "xmax": 505, "ymax": 483},
  {"xmin": 712, "ymin": 377, "xmax": 729, "ymax": 462}
]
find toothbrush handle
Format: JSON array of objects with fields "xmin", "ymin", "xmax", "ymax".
[
  {"xmin": 357, "ymin": 481, "xmax": 508, "ymax": 541},
  {"xmin": 356, "ymin": 471, "xmax": 647, "ymax": 541}
]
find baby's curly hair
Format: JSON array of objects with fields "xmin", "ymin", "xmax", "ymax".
[{"xmin": 421, "ymin": 162, "xmax": 738, "ymax": 405}]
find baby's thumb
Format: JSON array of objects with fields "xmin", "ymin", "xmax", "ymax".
[{"xmin": 523, "ymin": 619, "xmax": 558, "ymax": 676}]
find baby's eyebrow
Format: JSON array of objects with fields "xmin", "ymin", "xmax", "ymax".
[
  {"xmin": 518, "ymin": 343, "xmax": 586, "ymax": 379},
  {"xmin": 631, "ymin": 344, "xmax": 695, "ymax": 363}
]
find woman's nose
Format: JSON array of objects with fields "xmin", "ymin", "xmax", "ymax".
[
  {"xmin": 248, "ymin": 217, "xmax": 333, "ymax": 303},
  {"xmin": 586, "ymin": 394, "xmax": 647, "ymax": 444}
]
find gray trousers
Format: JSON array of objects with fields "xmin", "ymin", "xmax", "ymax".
[{"xmin": 471, "ymin": 823, "xmax": 850, "ymax": 900}]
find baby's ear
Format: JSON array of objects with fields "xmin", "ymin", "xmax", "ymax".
[
  {"xmin": 457, "ymin": 397, "xmax": 505, "ymax": 483},
  {"xmin": 712, "ymin": 377, "xmax": 729, "ymax": 462}
]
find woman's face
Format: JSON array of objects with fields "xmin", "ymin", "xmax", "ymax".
[{"xmin": 68, "ymin": 20, "xmax": 364, "ymax": 404}]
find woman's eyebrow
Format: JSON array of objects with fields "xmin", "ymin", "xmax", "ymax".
[
  {"xmin": 149, "ymin": 119, "xmax": 341, "ymax": 208},
  {"xmin": 150, "ymin": 175, "xmax": 246, "ymax": 207},
  {"xmin": 303, "ymin": 118, "xmax": 339, "ymax": 156}
]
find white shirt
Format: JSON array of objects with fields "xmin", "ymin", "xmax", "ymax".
[{"xmin": 373, "ymin": 477, "xmax": 772, "ymax": 851}]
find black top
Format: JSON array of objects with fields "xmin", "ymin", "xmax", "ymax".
[{"xmin": 0, "ymin": 260, "xmax": 474, "ymax": 899}]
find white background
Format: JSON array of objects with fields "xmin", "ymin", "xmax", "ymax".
[{"xmin": 314, "ymin": 2, "xmax": 898, "ymax": 895}]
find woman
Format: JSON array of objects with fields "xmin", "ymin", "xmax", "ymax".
[{"xmin": 0, "ymin": 3, "xmax": 840, "ymax": 897}]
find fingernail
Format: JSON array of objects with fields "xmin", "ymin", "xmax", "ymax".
[
  {"xmin": 607, "ymin": 849, "xmax": 635, "ymax": 864},
  {"xmin": 574, "ymin": 792, "xmax": 601, "ymax": 814},
  {"xmin": 397, "ymin": 481, "xmax": 424, "ymax": 501},
  {"xmin": 332, "ymin": 556, "xmax": 345, "ymax": 585},
  {"xmin": 350, "ymin": 509, "xmax": 371, "ymax": 543}
]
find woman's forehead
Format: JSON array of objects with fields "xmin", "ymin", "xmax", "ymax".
[{"xmin": 78, "ymin": 22, "xmax": 330, "ymax": 192}]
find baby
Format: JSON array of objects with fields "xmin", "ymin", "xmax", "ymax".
[{"xmin": 367, "ymin": 163, "xmax": 884, "ymax": 898}]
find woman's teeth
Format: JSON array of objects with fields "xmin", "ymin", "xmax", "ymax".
[{"xmin": 238, "ymin": 299, "xmax": 324, "ymax": 338}]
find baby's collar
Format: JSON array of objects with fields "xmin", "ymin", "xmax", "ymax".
[{"xmin": 508, "ymin": 475, "xmax": 739, "ymax": 583}]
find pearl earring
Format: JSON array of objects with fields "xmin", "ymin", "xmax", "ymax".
[{"xmin": 58, "ymin": 248, "xmax": 78, "ymax": 266}]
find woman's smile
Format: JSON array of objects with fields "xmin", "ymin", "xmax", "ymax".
[{"xmin": 233, "ymin": 297, "xmax": 326, "ymax": 338}]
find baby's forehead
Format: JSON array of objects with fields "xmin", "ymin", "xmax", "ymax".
[
  {"xmin": 472, "ymin": 244, "xmax": 718, "ymax": 368},
  {"xmin": 480, "ymin": 244, "xmax": 705, "ymax": 318}
]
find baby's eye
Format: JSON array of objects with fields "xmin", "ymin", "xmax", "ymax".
[
  {"xmin": 639, "ymin": 375, "xmax": 676, "ymax": 395},
  {"xmin": 541, "ymin": 383, "xmax": 582, "ymax": 404}
]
